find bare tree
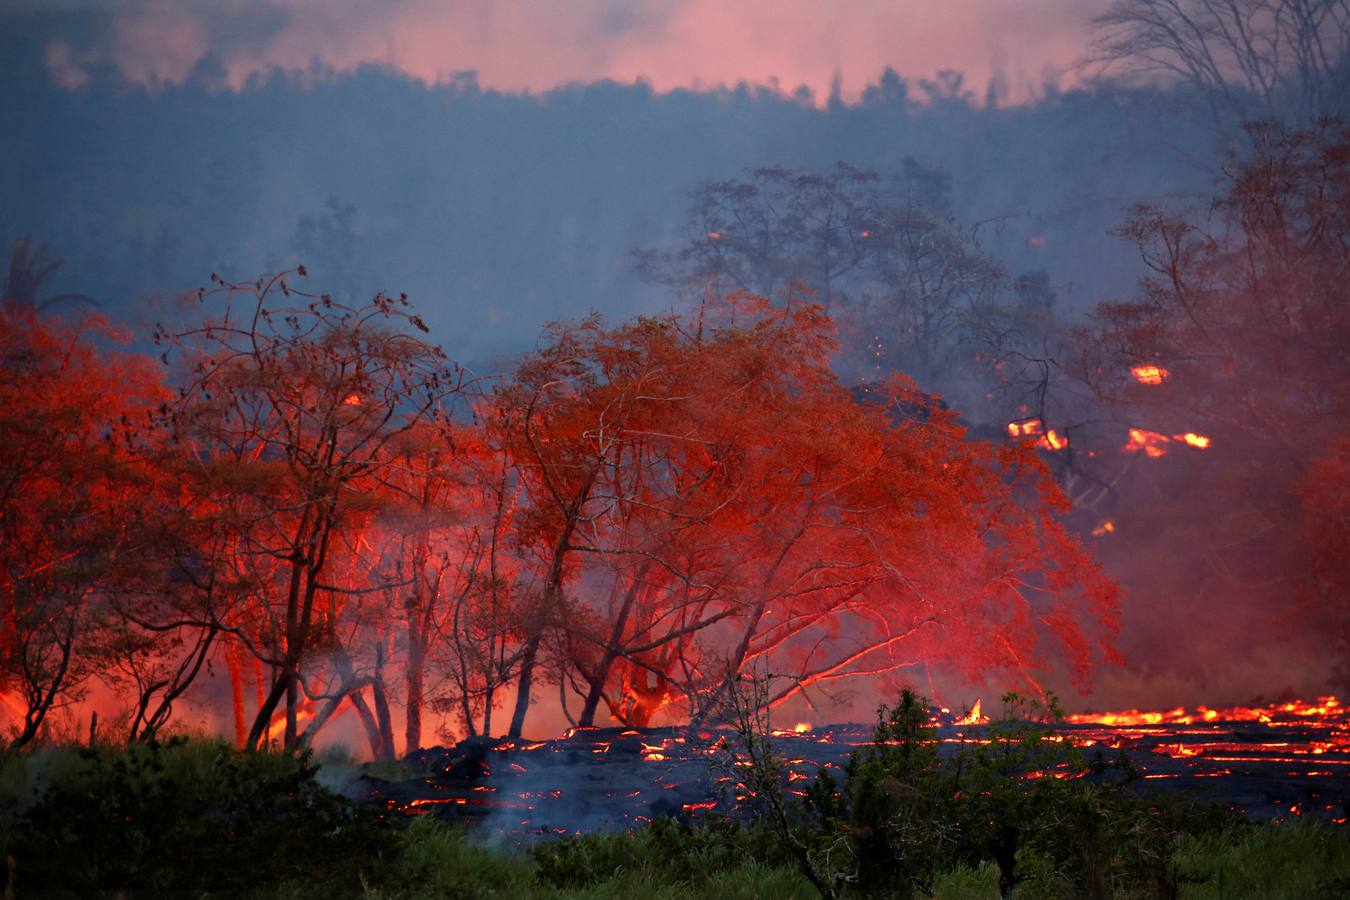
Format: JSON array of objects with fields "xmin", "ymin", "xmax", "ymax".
[
  {"xmin": 157, "ymin": 270, "xmax": 462, "ymax": 751},
  {"xmin": 1, "ymin": 237, "xmax": 96, "ymax": 312},
  {"xmin": 1089, "ymin": 0, "xmax": 1350, "ymax": 125}
]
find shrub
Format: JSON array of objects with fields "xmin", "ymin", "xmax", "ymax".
[
  {"xmin": 0, "ymin": 737, "xmax": 391, "ymax": 897},
  {"xmin": 794, "ymin": 688, "xmax": 1237, "ymax": 899}
]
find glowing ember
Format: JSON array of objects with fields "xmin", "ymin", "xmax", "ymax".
[
  {"xmin": 1130, "ymin": 364, "xmax": 1169, "ymax": 385},
  {"xmin": 1008, "ymin": 419, "xmax": 1067, "ymax": 451},
  {"xmin": 1092, "ymin": 520, "xmax": 1116, "ymax": 537},
  {"xmin": 1123, "ymin": 428, "xmax": 1213, "ymax": 457},
  {"xmin": 793, "ymin": 722, "xmax": 812, "ymax": 733},
  {"xmin": 1177, "ymin": 432, "xmax": 1211, "ymax": 449},
  {"xmin": 1124, "ymin": 427, "xmax": 1170, "ymax": 457},
  {"xmin": 342, "ymin": 393, "xmax": 361, "ymax": 406}
]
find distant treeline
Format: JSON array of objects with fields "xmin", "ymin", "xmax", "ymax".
[{"xmin": 1, "ymin": 21, "xmax": 1223, "ymax": 366}]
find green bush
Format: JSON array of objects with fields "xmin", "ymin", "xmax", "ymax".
[
  {"xmin": 0, "ymin": 719, "xmax": 1336, "ymax": 900},
  {"xmin": 796, "ymin": 688, "xmax": 1240, "ymax": 899},
  {"xmin": 533, "ymin": 815, "xmax": 805, "ymax": 894},
  {"xmin": 0, "ymin": 737, "xmax": 391, "ymax": 898}
]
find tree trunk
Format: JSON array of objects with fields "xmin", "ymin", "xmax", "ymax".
[
  {"xmin": 578, "ymin": 676, "xmax": 606, "ymax": 727},
  {"xmin": 284, "ymin": 672, "xmax": 299, "ymax": 749},
  {"xmin": 405, "ymin": 649, "xmax": 424, "ymax": 752},
  {"xmin": 507, "ymin": 633, "xmax": 541, "ymax": 738},
  {"xmin": 349, "ymin": 689, "xmax": 384, "ymax": 759},
  {"xmin": 371, "ymin": 669, "xmax": 396, "ymax": 761},
  {"xmin": 227, "ymin": 643, "xmax": 246, "ymax": 749},
  {"xmin": 300, "ymin": 678, "xmax": 368, "ymax": 747},
  {"xmin": 577, "ymin": 564, "xmax": 648, "ymax": 727}
]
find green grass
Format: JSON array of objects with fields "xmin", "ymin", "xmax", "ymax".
[
  {"xmin": 339, "ymin": 816, "xmax": 818, "ymax": 900},
  {"xmin": 1173, "ymin": 821, "xmax": 1350, "ymax": 899}
]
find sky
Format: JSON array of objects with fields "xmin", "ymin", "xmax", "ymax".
[{"xmin": 15, "ymin": 0, "xmax": 1108, "ymax": 102}]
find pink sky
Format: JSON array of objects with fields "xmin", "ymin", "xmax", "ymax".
[{"xmin": 41, "ymin": 0, "xmax": 1108, "ymax": 102}]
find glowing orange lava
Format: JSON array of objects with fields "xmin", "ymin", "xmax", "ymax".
[
  {"xmin": 1131, "ymin": 364, "xmax": 1170, "ymax": 385},
  {"xmin": 1177, "ymin": 432, "xmax": 1211, "ymax": 449},
  {"xmin": 1008, "ymin": 419, "xmax": 1067, "ymax": 451},
  {"xmin": 1124, "ymin": 427, "xmax": 1170, "ymax": 458},
  {"xmin": 954, "ymin": 699, "xmax": 986, "ymax": 725},
  {"xmin": 1123, "ymin": 428, "xmax": 1213, "ymax": 457},
  {"xmin": 1067, "ymin": 696, "xmax": 1344, "ymax": 728}
]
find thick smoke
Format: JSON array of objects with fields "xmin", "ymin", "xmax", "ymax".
[{"xmin": 1, "ymin": 4, "xmax": 1341, "ymax": 739}]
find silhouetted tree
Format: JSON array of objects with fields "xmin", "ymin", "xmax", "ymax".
[
  {"xmin": 1090, "ymin": 0, "xmax": 1350, "ymax": 125},
  {"xmin": 2, "ymin": 237, "xmax": 94, "ymax": 312}
]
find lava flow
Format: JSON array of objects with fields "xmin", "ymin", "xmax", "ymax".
[{"xmin": 353, "ymin": 697, "xmax": 1348, "ymax": 837}]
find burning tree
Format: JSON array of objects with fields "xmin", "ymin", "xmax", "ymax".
[
  {"xmin": 0, "ymin": 303, "xmax": 165, "ymax": 748},
  {"xmin": 493, "ymin": 296, "xmax": 1119, "ymax": 736},
  {"xmin": 156, "ymin": 271, "xmax": 461, "ymax": 751},
  {"xmin": 1075, "ymin": 120, "xmax": 1350, "ymax": 683}
]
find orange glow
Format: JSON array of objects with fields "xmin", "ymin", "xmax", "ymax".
[
  {"xmin": 1177, "ymin": 432, "xmax": 1211, "ymax": 449},
  {"xmin": 265, "ymin": 704, "xmax": 316, "ymax": 743},
  {"xmin": 1124, "ymin": 427, "xmax": 1170, "ymax": 458},
  {"xmin": 954, "ymin": 699, "xmax": 986, "ymax": 725},
  {"xmin": 793, "ymin": 722, "xmax": 812, "ymax": 733},
  {"xmin": 1008, "ymin": 419, "xmax": 1067, "ymax": 451},
  {"xmin": 1067, "ymin": 696, "xmax": 1345, "ymax": 729},
  {"xmin": 1092, "ymin": 520, "xmax": 1115, "ymax": 537},
  {"xmin": 342, "ymin": 392, "xmax": 361, "ymax": 406},
  {"xmin": 1124, "ymin": 428, "xmax": 1212, "ymax": 457},
  {"xmin": 1130, "ymin": 364, "xmax": 1169, "ymax": 385}
]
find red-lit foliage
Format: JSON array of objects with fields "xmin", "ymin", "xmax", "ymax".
[
  {"xmin": 1, "ymin": 277, "xmax": 1118, "ymax": 751},
  {"xmin": 155, "ymin": 273, "xmax": 461, "ymax": 751},
  {"xmin": 0, "ymin": 303, "xmax": 165, "ymax": 748},
  {"xmin": 488, "ymin": 296, "xmax": 1118, "ymax": 736}
]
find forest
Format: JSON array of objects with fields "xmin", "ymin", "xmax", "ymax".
[
  {"xmin": 4, "ymin": 113, "xmax": 1347, "ymax": 757},
  {"xmin": 3, "ymin": 3, "xmax": 1350, "ymax": 897}
]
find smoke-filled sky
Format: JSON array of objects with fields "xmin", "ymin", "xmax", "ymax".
[{"xmin": 16, "ymin": 0, "xmax": 1106, "ymax": 101}]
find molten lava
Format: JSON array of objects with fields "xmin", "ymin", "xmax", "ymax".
[
  {"xmin": 1123, "ymin": 428, "xmax": 1213, "ymax": 457},
  {"xmin": 1007, "ymin": 419, "xmax": 1067, "ymax": 451},
  {"xmin": 1177, "ymin": 432, "xmax": 1211, "ymax": 449},
  {"xmin": 371, "ymin": 696, "xmax": 1348, "ymax": 834},
  {"xmin": 954, "ymin": 699, "xmax": 986, "ymax": 725},
  {"xmin": 1124, "ymin": 428, "xmax": 1170, "ymax": 458},
  {"xmin": 1066, "ymin": 696, "xmax": 1343, "ymax": 728},
  {"xmin": 1131, "ymin": 364, "xmax": 1170, "ymax": 385}
]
